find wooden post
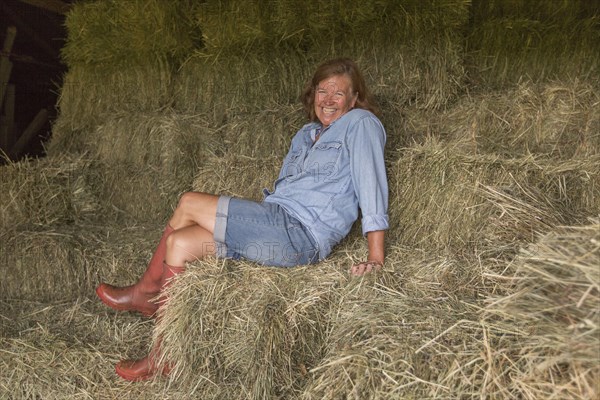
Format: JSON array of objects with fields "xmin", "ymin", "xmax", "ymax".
[
  {"xmin": 11, "ymin": 109, "xmax": 48, "ymax": 159},
  {"xmin": 0, "ymin": 84, "xmax": 15, "ymax": 155},
  {"xmin": 0, "ymin": 26, "xmax": 17, "ymax": 111}
]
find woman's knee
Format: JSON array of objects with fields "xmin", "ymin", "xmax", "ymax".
[
  {"xmin": 172, "ymin": 192, "xmax": 202, "ymax": 221},
  {"xmin": 165, "ymin": 225, "xmax": 216, "ymax": 265},
  {"xmin": 165, "ymin": 229, "xmax": 194, "ymax": 263},
  {"xmin": 176, "ymin": 191, "xmax": 217, "ymax": 211},
  {"xmin": 170, "ymin": 191, "xmax": 219, "ymax": 232},
  {"xmin": 175, "ymin": 192, "xmax": 197, "ymax": 212}
]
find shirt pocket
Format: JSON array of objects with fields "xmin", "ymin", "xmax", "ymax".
[
  {"xmin": 280, "ymin": 148, "xmax": 304, "ymax": 178},
  {"xmin": 308, "ymin": 140, "xmax": 343, "ymax": 182}
]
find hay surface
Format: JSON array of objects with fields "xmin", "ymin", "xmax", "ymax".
[
  {"xmin": 50, "ymin": 111, "xmax": 223, "ymax": 222},
  {"xmin": 51, "ymin": 62, "xmax": 174, "ymax": 147},
  {"xmin": 466, "ymin": 0, "xmax": 600, "ymax": 87},
  {"xmin": 193, "ymin": 153, "xmax": 282, "ymax": 201},
  {"xmin": 154, "ymin": 259, "xmax": 343, "ymax": 398},
  {"xmin": 0, "ymin": 154, "xmax": 95, "ymax": 228},
  {"xmin": 439, "ymin": 79, "xmax": 600, "ymax": 159},
  {"xmin": 174, "ymin": 42, "xmax": 464, "ymax": 117},
  {"xmin": 3, "ymin": 1, "xmax": 600, "ymax": 398},
  {"xmin": 0, "ymin": 153, "xmax": 186, "ymax": 227},
  {"xmin": 174, "ymin": 0, "xmax": 469, "ymax": 115},
  {"xmin": 82, "ymin": 112, "xmax": 216, "ymax": 172},
  {"xmin": 0, "ymin": 222, "xmax": 160, "ymax": 302},
  {"xmin": 61, "ymin": 0, "xmax": 197, "ymax": 68},
  {"xmin": 0, "ymin": 299, "xmax": 176, "ymax": 400},
  {"xmin": 194, "ymin": 0, "xmax": 468, "ymax": 52},
  {"xmin": 389, "ymin": 138, "xmax": 600, "ymax": 257},
  {"xmin": 439, "ymin": 221, "xmax": 600, "ymax": 400},
  {"xmin": 173, "ymin": 51, "xmax": 314, "ymax": 117}
]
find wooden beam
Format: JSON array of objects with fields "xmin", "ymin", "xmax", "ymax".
[
  {"xmin": 2, "ymin": 26, "xmax": 17, "ymax": 52},
  {"xmin": 1, "ymin": 2, "xmax": 58, "ymax": 60},
  {"xmin": 0, "ymin": 84, "xmax": 16, "ymax": 154},
  {"xmin": 0, "ymin": 26, "xmax": 17, "ymax": 111},
  {"xmin": 11, "ymin": 108, "xmax": 48, "ymax": 159},
  {"xmin": 16, "ymin": 0, "xmax": 71, "ymax": 15},
  {"xmin": 5, "ymin": 51, "xmax": 62, "ymax": 69},
  {"xmin": 0, "ymin": 60, "xmax": 13, "ymax": 112}
]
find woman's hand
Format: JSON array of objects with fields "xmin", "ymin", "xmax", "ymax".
[
  {"xmin": 350, "ymin": 260, "xmax": 383, "ymax": 276},
  {"xmin": 350, "ymin": 230, "xmax": 385, "ymax": 276}
]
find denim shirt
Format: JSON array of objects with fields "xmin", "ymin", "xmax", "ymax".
[{"xmin": 263, "ymin": 108, "xmax": 389, "ymax": 259}]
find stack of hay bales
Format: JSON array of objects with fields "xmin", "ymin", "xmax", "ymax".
[
  {"xmin": 1, "ymin": 0, "xmax": 202, "ymax": 304},
  {"xmin": 0, "ymin": 0, "xmax": 598, "ymax": 399},
  {"xmin": 50, "ymin": 0, "xmax": 209, "ymax": 222},
  {"xmin": 466, "ymin": 0, "xmax": 600, "ymax": 88}
]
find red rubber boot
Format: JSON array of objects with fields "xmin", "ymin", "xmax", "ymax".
[
  {"xmin": 115, "ymin": 262, "xmax": 184, "ymax": 381},
  {"xmin": 115, "ymin": 344, "xmax": 172, "ymax": 381},
  {"xmin": 151, "ymin": 261, "xmax": 186, "ymax": 311},
  {"xmin": 96, "ymin": 224, "xmax": 174, "ymax": 317}
]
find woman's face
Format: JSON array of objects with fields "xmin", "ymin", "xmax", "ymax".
[{"xmin": 314, "ymin": 74, "xmax": 357, "ymax": 128}]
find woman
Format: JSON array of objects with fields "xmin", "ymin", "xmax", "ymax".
[{"xmin": 96, "ymin": 57, "xmax": 389, "ymax": 381}]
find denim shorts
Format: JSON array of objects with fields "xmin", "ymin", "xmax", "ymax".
[{"xmin": 213, "ymin": 196, "xmax": 320, "ymax": 267}]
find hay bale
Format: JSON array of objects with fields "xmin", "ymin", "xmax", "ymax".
[
  {"xmin": 466, "ymin": 0, "xmax": 600, "ymax": 87},
  {"xmin": 0, "ymin": 222, "xmax": 160, "ymax": 302},
  {"xmin": 302, "ymin": 264, "xmax": 479, "ymax": 399},
  {"xmin": 61, "ymin": 0, "xmax": 197, "ymax": 68},
  {"xmin": 0, "ymin": 299, "xmax": 173, "ymax": 399},
  {"xmin": 388, "ymin": 138, "xmax": 600, "ymax": 258},
  {"xmin": 438, "ymin": 79, "xmax": 600, "ymax": 159},
  {"xmin": 175, "ymin": 0, "xmax": 469, "ymax": 115},
  {"xmin": 80, "ymin": 161, "xmax": 180, "ymax": 223},
  {"xmin": 181, "ymin": 105, "xmax": 304, "ymax": 159},
  {"xmin": 175, "ymin": 43, "xmax": 464, "ymax": 120},
  {"xmin": 50, "ymin": 62, "xmax": 175, "ymax": 150},
  {"xmin": 154, "ymin": 257, "xmax": 348, "ymax": 398},
  {"xmin": 49, "ymin": 112, "xmax": 220, "ymax": 222},
  {"xmin": 152, "ymin": 235, "xmax": 484, "ymax": 398},
  {"xmin": 193, "ymin": 153, "xmax": 282, "ymax": 201},
  {"xmin": 194, "ymin": 0, "xmax": 468, "ymax": 53},
  {"xmin": 342, "ymin": 38, "xmax": 465, "ymax": 112},
  {"xmin": 173, "ymin": 51, "xmax": 313, "ymax": 118},
  {"xmin": 217, "ymin": 106, "xmax": 305, "ymax": 158},
  {"xmin": 442, "ymin": 221, "xmax": 600, "ymax": 399},
  {"xmin": 0, "ymin": 154, "xmax": 97, "ymax": 228},
  {"xmin": 302, "ymin": 220, "xmax": 598, "ymax": 399},
  {"xmin": 0, "ymin": 153, "xmax": 186, "ymax": 227},
  {"xmin": 84, "ymin": 112, "xmax": 218, "ymax": 171}
]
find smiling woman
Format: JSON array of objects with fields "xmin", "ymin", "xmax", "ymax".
[
  {"xmin": 96, "ymin": 57, "xmax": 390, "ymax": 381},
  {"xmin": 314, "ymin": 75, "xmax": 357, "ymax": 128},
  {"xmin": 301, "ymin": 57, "xmax": 380, "ymax": 124}
]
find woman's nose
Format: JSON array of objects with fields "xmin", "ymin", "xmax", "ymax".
[{"xmin": 323, "ymin": 92, "xmax": 336, "ymax": 102}]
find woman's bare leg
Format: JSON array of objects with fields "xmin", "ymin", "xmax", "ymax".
[
  {"xmin": 115, "ymin": 192, "xmax": 222, "ymax": 381},
  {"xmin": 164, "ymin": 191, "xmax": 220, "ymax": 265},
  {"xmin": 165, "ymin": 224, "xmax": 215, "ymax": 265},
  {"xmin": 169, "ymin": 192, "xmax": 219, "ymax": 233}
]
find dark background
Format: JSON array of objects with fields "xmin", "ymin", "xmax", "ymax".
[{"xmin": 0, "ymin": 0, "xmax": 70, "ymax": 161}]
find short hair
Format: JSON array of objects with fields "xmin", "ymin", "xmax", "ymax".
[{"xmin": 300, "ymin": 58, "xmax": 380, "ymax": 122}]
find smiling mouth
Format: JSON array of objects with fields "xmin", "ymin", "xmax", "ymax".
[{"xmin": 322, "ymin": 107, "xmax": 337, "ymax": 114}]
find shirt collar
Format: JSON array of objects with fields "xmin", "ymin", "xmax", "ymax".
[{"xmin": 309, "ymin": 111, "xmax": 349, "ymax": 141}]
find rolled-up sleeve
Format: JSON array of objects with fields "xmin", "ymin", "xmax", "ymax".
[{"xmin": 347, "ymin": 115, "xmax": 389, "ymax": 235}]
